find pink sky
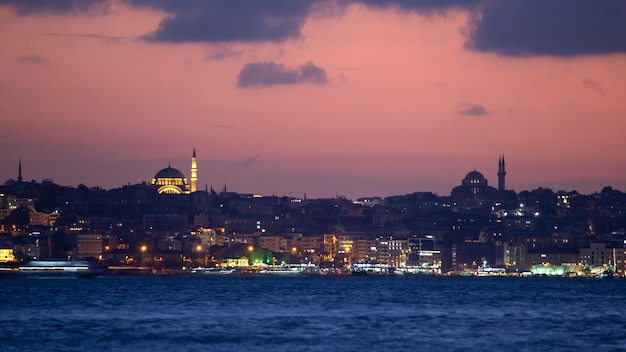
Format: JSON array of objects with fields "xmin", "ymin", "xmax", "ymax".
[{"xmin": 1, "ymin": 2, "xmax": 625, "ymax": 198}]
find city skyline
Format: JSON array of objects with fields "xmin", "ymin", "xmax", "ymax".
[{"xmin": 1, "ymin": 1, "xmax": 625, "ymax": 198}]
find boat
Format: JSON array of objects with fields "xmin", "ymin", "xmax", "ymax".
[
  {"xmin": 596, "ymin": 270, "xmax": 614, "ymax": 279},
  {"xmin": 259, "ymin": 267, "xmax": 303, "ymax": 275},
  {"xmin": 258, "ymin": 263, "xmax": 322, "ymax": 276},
  {"xmin": 0, "ymin": 260, "xmax": 102, "ymax": 277},
  {"xmin": 190, "ymin": 267, "xmax": 236, "ymax": 275},
  {"xmin": 351, "ymin": 262, "xmax": 392, "ymax": 275}
]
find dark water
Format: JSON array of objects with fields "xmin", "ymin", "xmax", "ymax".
[{"xmin": 1, "ymin": 275, "xmax": 626, "ymax": 352}]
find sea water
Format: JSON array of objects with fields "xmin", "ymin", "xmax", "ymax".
[{"xmin": 1, "ymin": 275, "xmax": 626, "ymax": 352}]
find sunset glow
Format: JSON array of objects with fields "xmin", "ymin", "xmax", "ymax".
[{"xmin": 1, "ymin": 1, "xmax": 625, "ymax": 198}]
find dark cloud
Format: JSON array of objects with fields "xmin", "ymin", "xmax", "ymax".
[
  {"xmin": 359, "ymin": 0, "xmax": 626, "ymax": 57},
  {"xmin": 458, "ymin": 103, "xmax": 488, "ymax": 116},
  {"xmin": 205, "ymin": 47, "xmax": 243, "ymax": 61},
  {"xmin": 0, "ymin": 0, "xmax": 109, "ymax": 15},
  {"xmin": 581, "ymin": 78, "xmax": 607, "ymax": 97},
  {"xmin": 18, "ymin": 54, "xmax": 51, "ymax": 66},
  {"xmin": 4, "ymin": 0, "xmax": 626, "ymax": 57},
  {"xmin": 237, "ymin": 61, "xmax": 328, "ymax": 88},
  {"xmin": 134, "ymin": 1, "xmax": 316, "ymax": 43},
  {"xmin": 356, "ymin": 0, "xmax": 479, "ymax": 15},
  {"xmin": 464, "ymin": 0, "xmax": 626, "ymax": 56}
]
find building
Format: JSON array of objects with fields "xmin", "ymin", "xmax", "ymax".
[
  {"xmin": 258, "ymin": 235, "xmax": 284, "ymax": 253},
  {"xmin": 0, "ymin": 248, "xmax": 16, "ymax": 262},
  {"xmin": 451, "ymin": 156, "xmax": 506, "ymax": 204},
  {"xmin": 151, "ymin": 149, "xmax": 199, "ymax": 194},
  {"xmin": 580, "ymin": 241, "xmax": 622, "ymax": 268},
  {"xmin": 75, "ymin": 234, "xmax": 103, "ymax": 259}
]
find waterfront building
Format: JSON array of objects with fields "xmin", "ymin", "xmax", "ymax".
[
  {"xmin": 526, "ymin": 247, "xmax": 580, "ymax": 269},
  {"xmin": 294, "ymin": 235, "xmax": 322, "ymax": 261},
  {"xmin": 0, "ymin": 248, "xmax": 16, "ymax": 262},
  {"xmin": 75, "ymin": 234, "xmax": 103, "ymax": 259},
  {"xmin": 258, "ymin": 235, "xmax": 284, "ymax": 253},
  {"xmin": 353, "ymin": 238, "xmax": 388, "ymax": 263},
  {"xmin": 503, "ymin": 243, "xmax": 527, "ymax": 268},
  {"xmin": 580, "ymin": 241, "xmax": 623, "ymax": 269},
  {"xmin": 323, "ymin": 234, "xmax": 338, "ymax": 261},
  {"xmin": 407, "ymin": 236, "xmax": 441, "ymax": 268},
  {"xmin": 387, "ymin": 239, "xmax": 408, "ymax": 268}
]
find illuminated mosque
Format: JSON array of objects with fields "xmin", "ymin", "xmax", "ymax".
[{"xmin": 151, "ymin": 149, "xmax": 198, "ymax": 194}]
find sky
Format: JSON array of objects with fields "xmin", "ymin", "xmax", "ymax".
[{"xmin": 1, "ymin": 0, "xmax": 626, "ymax": 199}]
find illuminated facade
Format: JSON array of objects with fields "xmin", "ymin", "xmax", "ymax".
[
  {"xmin": 190, "ymin": 148, "xmax": 197, "ymax": 193},
  {"xmin": 0, "ymin": 248, "xmax": 16, "ymax": 262},
  {"xmin": 151, "ymin": 149, "xmax": 199, "ymax": 194}
]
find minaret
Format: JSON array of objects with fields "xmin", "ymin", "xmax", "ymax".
[
  {"xmin": 17, "ymin": 158, "xmax": 23, "ymax": 182},
  {"xmin": 498, "ymin": 154, "xmax": 506, "ymax": 192},
  {"xmin": 190, "ymin": 148, "xmax": 198, "ymax": 193}
]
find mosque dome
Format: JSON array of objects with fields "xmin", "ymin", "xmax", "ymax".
[
  {"xmin": 461, "ymin": 170, "xmax": 488, "ymax": 187},
  {"xmin": 464, "ymin": 170, "xmax": 486, "ymax": 182},
  {"xmin": 152, "ymin": 164, "xmax": 189, "ymax": 194},
  {"xmin": 154, "ymin": 166, "xmax": 185, "ymax": 179}
]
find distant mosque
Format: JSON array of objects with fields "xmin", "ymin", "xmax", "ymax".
[
  {"xmin": 451, "ymin": 155, "xmax": 507, "ymax": 203},
  {"xmin": 2, "ymin": 158, "xmax": 24, "ymax": 187},
  {"xmin": 151, "ymin": 149, "xmax": 198, "ymax": 194}
]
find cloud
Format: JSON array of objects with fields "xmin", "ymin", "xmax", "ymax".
[
  {"xmin": 212, "ymin": 124, "xmax": 235, "ymax": 129},
  {"xmin": 356, "ymin": 0, "xmax": 480, "ymax": 16},
  {"xmin": 0, "ymin": 0, "xmax": 109, "ymax": 15},
  {"xmin": 17, "ymin": 54, "xmax": 51, "ymax": 66},
  {"xmin": 135, "ymin": 1, "xmax": 316, "ymax": 44},
  {"xmin": 359, "ymin": 0, "xmax": 626, "ymax": 57},
  {"xmin": 464, "ymin": 0, "xmax": 626, "ymax": 56},
  {"xmin": 582, "ymin": 78, "xmax": 607, "ymax": 97},
  {"xmin": 205, "ymin": 47, "xmax": 243, "ymax": 61},
  {"xmin": 237, "ymin": 61, "xmax": 328, "ymax": 88},
  {"xmin": 238, "ymin": 154, "xmax": 261, "ymax": 168},
  {"xmin": 4, "ymin": 0, "xmax": 626, "ymax": 57},
  {"xmin": 41, "ymin": 32, "xmax": 124, "ymax": 44},
  {"xmin": 458, "ymin": 103, "xmax": 488, "ymax": 116}
]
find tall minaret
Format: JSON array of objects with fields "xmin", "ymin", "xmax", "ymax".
[
  {"xmin": 17, "ymin": 158, "xmax": 23, "ymax": 183},
  {"xmin": 498, "ymin": 154, "xmax": 506, "ymax": 193},
  {"xmin": 190, "ymin": 148, "xmax": 198, "ymax": 193}
]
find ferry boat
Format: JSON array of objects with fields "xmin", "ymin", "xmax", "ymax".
[
  {"xmin": 258, "ymin": 263, "xmax": 322, "ymax": 276},
  {"xmin": 190, "ymin": 267, "xmax": 236, "ymax": 275},
  {"xmin": 351, "ymin": 262, "xmax": 392, "ymax": 275},
  {"xmin": 1, "ymin": 260, "xmax": 101, "ymax": 277}
]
